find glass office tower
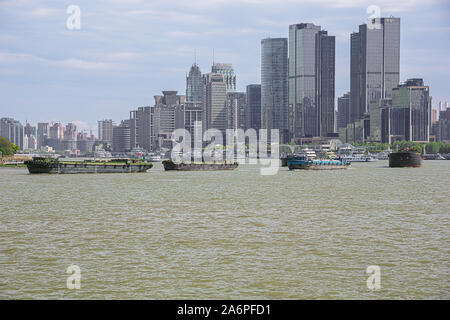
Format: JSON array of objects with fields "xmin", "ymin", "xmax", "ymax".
[{"xmin": 261, "ymin": 37, "xmax": 289, "ymax": 143}]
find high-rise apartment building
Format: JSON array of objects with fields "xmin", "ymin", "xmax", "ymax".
[
  {"xmin": 63, "ymin": 122, "xmax": 78, "ymax": 151},
  {"xmin": 49, "ymin": 122, "xmax": 64, "ymax": 140},
  {"xmin": 261, "ymin": 37, "xmax": 289, "ymax": 142},
  {"xmin": 24, "ymin": 122, "xmax": 36, "ymax": 137},
  {"xmin": 0, "ymin": 117, "xmax": 24, "ymax": 150},
  {"xmin": 48, "ymin": 122, "xmax": 64, "ymax": 150},
  {"xmin": 288, "ymin": 23, "xmax": 335, "ymax": 139},
  {"xmin": 98, "ymin": 119, "xmax": 114, "ymax": 144},
  {"xmin": 37, "ymin": 122, "xmax": 50, "ymax": 149}
]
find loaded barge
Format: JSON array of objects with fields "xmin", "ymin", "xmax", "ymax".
[
  {"xmin": 162, "ymin": 160, "xmax": 238, "ymax": 171},
  {"xmin": 388, "ymin": 151, "xmax": 422, "ymax": 167},
  {"xmin": 25, "ymin": 157, "xmax": 153, "ymax": 174}
]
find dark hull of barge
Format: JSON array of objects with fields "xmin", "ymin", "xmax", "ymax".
[
  {"xmin": 388, "ymin": 152, "xmax": 422, "ymax": 168},
  {"xmin": 162, "ymin": 160, "xmax": 238, "ymax": 171}
]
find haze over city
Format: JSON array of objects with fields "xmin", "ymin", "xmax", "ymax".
[{"xmin": 1, "ymin": 0, "xmax": 449, "ymax": 133}]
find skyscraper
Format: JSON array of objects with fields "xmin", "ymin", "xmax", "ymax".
[
  {"xmin": 37, "ymin": 122, "xmax": 50, "ymax": 149},
  {"xmin": 183, "ymin": 101, "xmax": 203, "ymax": 149},
  {"xmin": 211, "ymin": 63, "xmax": 236, "ymax": 93},
  {"xmin": 439, "ymin": 101, "xmax": 449, "ymax": 113},
  {"xmin": 63, "ymin": 122, "xmax": 78, "ymax": 151},
  {"xmin": 431, "ymin": 109, "xmax": 437, "ymax": 125},
  {"xmin": 47, "ymin": 122, "xmax": 64, "ymax": 150},
  {"xmin": 246, "ymin": 84, "xmax": 261, "ymax": 132},
  {"xmin": 186, "ymin": 64, "xmax": 204, "ymax": 103},
  {"xmin": 98, "ymin": 119, "xmax": 114, "ymax": 144},
  {"xmin": 130, "ymin": 107, "xmax": 153, "ymax": 151},
  {"xmin": 203, "ymin": 72, "xmax": 227, "ymax": 134},
  {"xmin": 49, "ymin": 122, "xmax": 64, "ymax": 140},
  {"xmin": 435, "ymin": 105, "xmax": 450, "ymax": 142},
  {"xmin": 350, "ymin": 17, "xmax": 400, "ymax": 123},
  {"xmin": 381, "ymin": 79, "xmax": 431, "ymax": 143},
  {"xmin": 152, "ymin": 91, "xmax": 185, "ymax": 149},
  {"xmin": 288, "ymin": 23, "xmax": 335, "ymax": 140},
  {"xmin": 394, "ymin": 79, "xmax": 431, "ymax": 142},
  {"xmin": 337, "ymin": 92, "xmax": 351, "ymax": 130},
  {"xmin": 226, "ymin": 92, "xmax": 246, "ymax": 131},
  {"xmin": 24, "ymin": 122, "xmax": 36, "ymax": 137},
  {"xmin": 113, "ymin": 120, "xmax": 131, "ymax": 153},
  {"xmin": 261, "ymin": 37, "xmax": 289, "ymax": 142},
  {"xmin": 0, "ymin": 118, "xmax": 24, "ymax": 150}
]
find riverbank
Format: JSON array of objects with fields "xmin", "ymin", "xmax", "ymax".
[{"xmin": 0, "ymin": 164, "xmax": 27, "ymax": 168}]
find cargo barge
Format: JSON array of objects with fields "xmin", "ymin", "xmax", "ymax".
[
  {"xmin": 388, "ymin": 151, "xmax": 422, "ymax": 167},
  {"xmin": 162, "ymin": 160, "xmax": 238, "ymax": 171},
  {"xmin": 288, "ymin": 156, "xmax": 350, "ymax": 170},
  {"xmin": 25, "ymin": 157, "xmax": 153, "ymax": 174}
]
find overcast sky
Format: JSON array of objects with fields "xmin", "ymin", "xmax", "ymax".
[{"xmin": 1, "ymin": 0, "xmax": 449, "ymax": 132}]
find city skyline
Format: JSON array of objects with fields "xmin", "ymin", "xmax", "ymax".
[{"xmin": 1, "ymin": 0, "xmax": 449, "ymax": 132}]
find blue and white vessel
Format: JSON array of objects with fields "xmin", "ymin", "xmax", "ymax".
[{"xmin": 288, "ymin": 156, "xmax": 350, "ymax": 170}]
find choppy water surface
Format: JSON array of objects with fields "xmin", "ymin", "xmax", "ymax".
[{"xmin": 0, "ymin": 161, "xmax": 449, "ymax": 299}]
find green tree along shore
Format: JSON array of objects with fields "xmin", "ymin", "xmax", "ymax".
[
  {"xmin": 0, "ymin": 136, "xmax": 20, "ymax": 156},
  {"xmin": 352, "ymin": 141, "xmax": 450, "ymax": 154}
]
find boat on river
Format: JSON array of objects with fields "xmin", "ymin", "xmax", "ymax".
[
  {"xmin": 25, "ymin": 157, "xmax": 153, "ymax": 174},
  {"xmin": 162, "ymin": 160, "xmax": 238, "ymax": 171},
  {"xmin": 288, "ymin": 156, "xmax": 350, "ymax": 170},
  {"xmin": 388, "ymin": 151, "xmax": 421, "ymax": 167}
]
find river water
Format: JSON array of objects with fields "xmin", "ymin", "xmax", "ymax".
[{"xmin": 0, "ymin": 161, "xmax": 449, "ymax": 299}]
